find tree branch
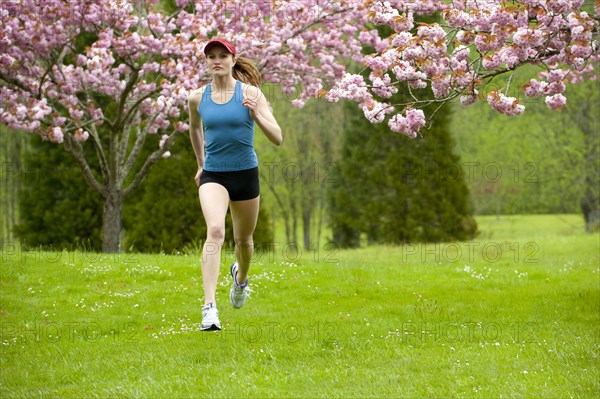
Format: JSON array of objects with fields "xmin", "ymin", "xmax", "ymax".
[
  {"xmin": 63, "ymin": 133, "xmax": 106, "ymax": 198},
  {"xmin": 74, "ymin": 83, "xmax": 111, "ymax": 184},
  {"xmin": 115, "ymin": 68, "xmax": 139, "ymax": 131},
  {"xmin": 120, "ymin": 87, "xmax": 162, "ymax": 130},
  {"xmin": 478, "ymin": 50, "xmax": 561, "ymax": 81},
  {"xmin": 120, "ymin": 111, "xmax": 161, "ymax": 183},
  {"xmin": 87, "ymin": 124, "xmax": 111, "ymax": 185},
  {"xmin": 115, "ymin": 69, "xmax": 140, "ymax": 179},
  {"xmin": 122, "ymin": 132, "xmax": 179, "ymax": 197},
  {"xmin": 0, "ymin": 73, "xmax": 32, "ymax": 94}
]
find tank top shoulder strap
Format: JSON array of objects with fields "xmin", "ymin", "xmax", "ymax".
[
  {"xmin": 234, "ymin": 79, "xmax": 245, "ymax": 102},
  {"xmin": 201, "ymin": 83, "xmax": 211, "ymax": 103}
]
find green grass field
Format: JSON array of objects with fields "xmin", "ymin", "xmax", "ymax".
[{"xmin": 1, "ymin": 214, "xmax": 598, "ymax": 397}]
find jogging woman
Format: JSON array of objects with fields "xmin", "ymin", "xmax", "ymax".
[{"xmin": 188, "ymin": 38, "xmax": 283, "ymax": 331}]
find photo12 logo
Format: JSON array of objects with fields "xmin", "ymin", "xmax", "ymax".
[
  {"xmin": 0, "ymin": 162, "xmax": 81, "ymax": 185},
  {"xmin": 200, "ymin": 321, "xmax": 339, "ymax": 344},
  {"xmin": 1, "ymin": 242, "xmax": 139, "ymax": 264},
  {"xmin": 388, "ymin": 321, "xmax": 540, "ymax": 344},
  {"xmin": 400, "ymin": 241, "xmax": 540, "ymax": 264},
  {"xmin": 259, "ymin": 162, "xmax": 338, "ymax": 184},
  {"xmin": 398, "ymin": 161, "xmax": 539, "ymax": 184},
  {"xmin": 212, "ymin": 241, "xmax": 339, "ymax": 264},
  {"xmin": 195, "ymin": 1, "xmax": 348, "ymax": 24},
  {"xmin": 1, "ymin": 321, "xmax": 139, "ymax": 345}
]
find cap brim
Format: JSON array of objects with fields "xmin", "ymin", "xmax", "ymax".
[{"xmin": 204, "ymin": 40, "xmax": 235, "ymax": 56}]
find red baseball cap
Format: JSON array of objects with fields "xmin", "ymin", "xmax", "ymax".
[{"xmin": 203, "ymin": 38, "xmax": 236, "ymax": 56}]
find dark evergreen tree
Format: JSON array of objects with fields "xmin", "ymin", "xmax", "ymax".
[
  {"xmin": 123, "ymin": 137, "xmax": 274, "ymax": 253},
  {"xmin": 330, "ymin": 100, "xmax": 477, "ymax": 247},
  {"xmin": 566, "ymin": 79, "xmax": 600, "ymax": 232},
  {"xmin": 123, "ymin": 137, "xmax": 202, "ymax": 252},
  {"xmin": 330, "ymin": 18, "xmax": 477, "ymax": 247},
  {"xmin": 14, "ymin": 133, "xmax": 274, "ymax": 253},
  {"xmin": 13, "ymin": 135, "xmax": 103, "ymax": 250}
]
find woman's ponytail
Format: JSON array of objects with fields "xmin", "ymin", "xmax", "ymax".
[{"xmin": 233, "ymin": 57, "xmax": 263, "ymax": 87}]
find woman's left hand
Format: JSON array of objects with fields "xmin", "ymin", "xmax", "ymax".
[
  {"xmin": 242, "ymin": 85, "xmax": 282, "ymax": 146},
  {"xmin": 242, "ymin": 98, "xmax": 259, "ymax": 120}
]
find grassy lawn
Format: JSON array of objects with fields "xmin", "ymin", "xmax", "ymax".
[
  {"xmin": 1, "ymin": 214, "xmax": 598, "ymax": 397},
  {"xmin": 476, "ymin": 214, "xmax": 587, "ymax": 239}
]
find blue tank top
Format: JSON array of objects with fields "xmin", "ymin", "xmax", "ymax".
[{"xmin": 197, "ymin": 80, "xmax": 258, "ymax": 172}]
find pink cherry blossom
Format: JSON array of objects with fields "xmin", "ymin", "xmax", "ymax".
[
  {"xmin": 487, "ymin": 91, "xmax": 525, "ymax": 116},
  {"xmin": 460, "ymin": 90, "xmax": 479, "ymax": 107},
  {"xmin": 513, "ymin": 28, "xmax": 545, "ymax": 49},
  {"xmin": 159, "ymin": 134, "xmax": 169, "ymax": 148},
  {"xmin": 174, "ymin": 122, "xmax": 189, "ymax": 132},
  {"xmin": 291, "ymin": 99, "xmax": 306, "ymax": 108},
  {"xmin": 523, "ymin": 79, "xmax": 549, "ymax": 97},
  {"xmin": 326, "ymin": 73, "xmax": 372, "ymax": 103},
  {"xmin": 388, "ymin": 108, "xmax": 426, "ymax": 138},
  {"xmin": 431, "ymin": 75, "xmax": 452, "ymax": 99},
  {"xmin": 371, "ymin": 73, "xmax": 398, "ymax": 99},
  {"xmin": 545, "ymin": 93, "xmax": 567, "ymax": 110},
  {"xmin": 48, "ymin": 127, "xmax": 64, "ymax": 143},
  {"xmin": 362, "ymin": 100, "xmax": 394, "ymax": 124},
  {"xmin": 74, "ymin": 129, "xmax": 90, "ymax": 142}
]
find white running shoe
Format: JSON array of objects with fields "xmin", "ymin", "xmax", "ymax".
[
  {"xmin": 230, "ymin": 262, "xmax": 250, "ymax": 309},
  {"xmin": 201, "ymin": 303, "xmax": 221, "ymax": 331}
]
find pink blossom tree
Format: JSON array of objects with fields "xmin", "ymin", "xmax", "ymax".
[
  {"xmin": 325, "ymin": 0, "xmax": 598, "ymax": 137},
  {"xmin": 1, "ymin": 0, "xmax": 598, "ymax": 252},
  {"xmin": 0, "ymin": 0, "xmax": 366, "ymax": 252}
]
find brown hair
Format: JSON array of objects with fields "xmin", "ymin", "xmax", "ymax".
[{"xmin": 233, "ymin": 56, "xmax": 262, "ymax": 87}]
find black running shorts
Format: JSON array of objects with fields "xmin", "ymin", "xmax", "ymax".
[{"xmin": 199, "ymin": 167, "xmax": 260, "ymax": 201}]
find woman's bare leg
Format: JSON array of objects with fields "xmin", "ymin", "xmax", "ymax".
[
  {"xmin": 199, "ymin": 183, "xmax": 230, "ymax": 305},
  {"xmin": 229, "ymin": 196, "xmax": 260, "ymax": 285}
]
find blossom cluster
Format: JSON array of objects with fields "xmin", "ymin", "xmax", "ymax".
[
  {"xmin": 1, "ymin": 0, "xmax": 598, "ymax": 143},
  {"xmin": 388, "ymin": 108, "xmax": 426, "ymax": 138},
  {"xmin": 0, "ymin": 0, "xmax": 367, "ymax": 146},
  {"xmin": 326, "ymin": 0, "xmax": 598, "ymax": 136},
  {"xmin": 487, "ymin": 91, "xmax": 525, "ymax": 116}
]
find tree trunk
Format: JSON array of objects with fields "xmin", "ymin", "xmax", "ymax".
[
  {"xmin": 302, "ymin": 207, "xmax": 311, "ymax": 251},
  {"xmin": 266, "ymin": 183, "xmax": 292, "ymax": 243},
  {"xmin": 571, "ymin": 81, "xmax": 600, "ymax": 233},
  {"xmin": 290, "ymin": 194, "xmax": 298, "ymax": 245},
  {"xmin": 102, "ymin": 191, "xmax": 123, "ymax": 252},
  {"xmin": 581, "ymin": 133, "xmax": 599, "ymax": 232}
]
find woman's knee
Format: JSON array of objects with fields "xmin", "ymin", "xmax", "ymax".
[
  {"xmin": 207, "ymin": 225, "xmax": 225, "ymax": 243},
  {"xmin": 234, "ymin": 236, "xmax": 254, "ymax": 248}
]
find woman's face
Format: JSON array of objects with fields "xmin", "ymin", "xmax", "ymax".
[{"xmin": 206, "ymin": 46, "xmax": 235, "ymax": 77}]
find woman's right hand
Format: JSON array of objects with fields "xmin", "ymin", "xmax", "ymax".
[{"xmin": 195, "ymin": 168, "xmax": 202, "ymax": 188}]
